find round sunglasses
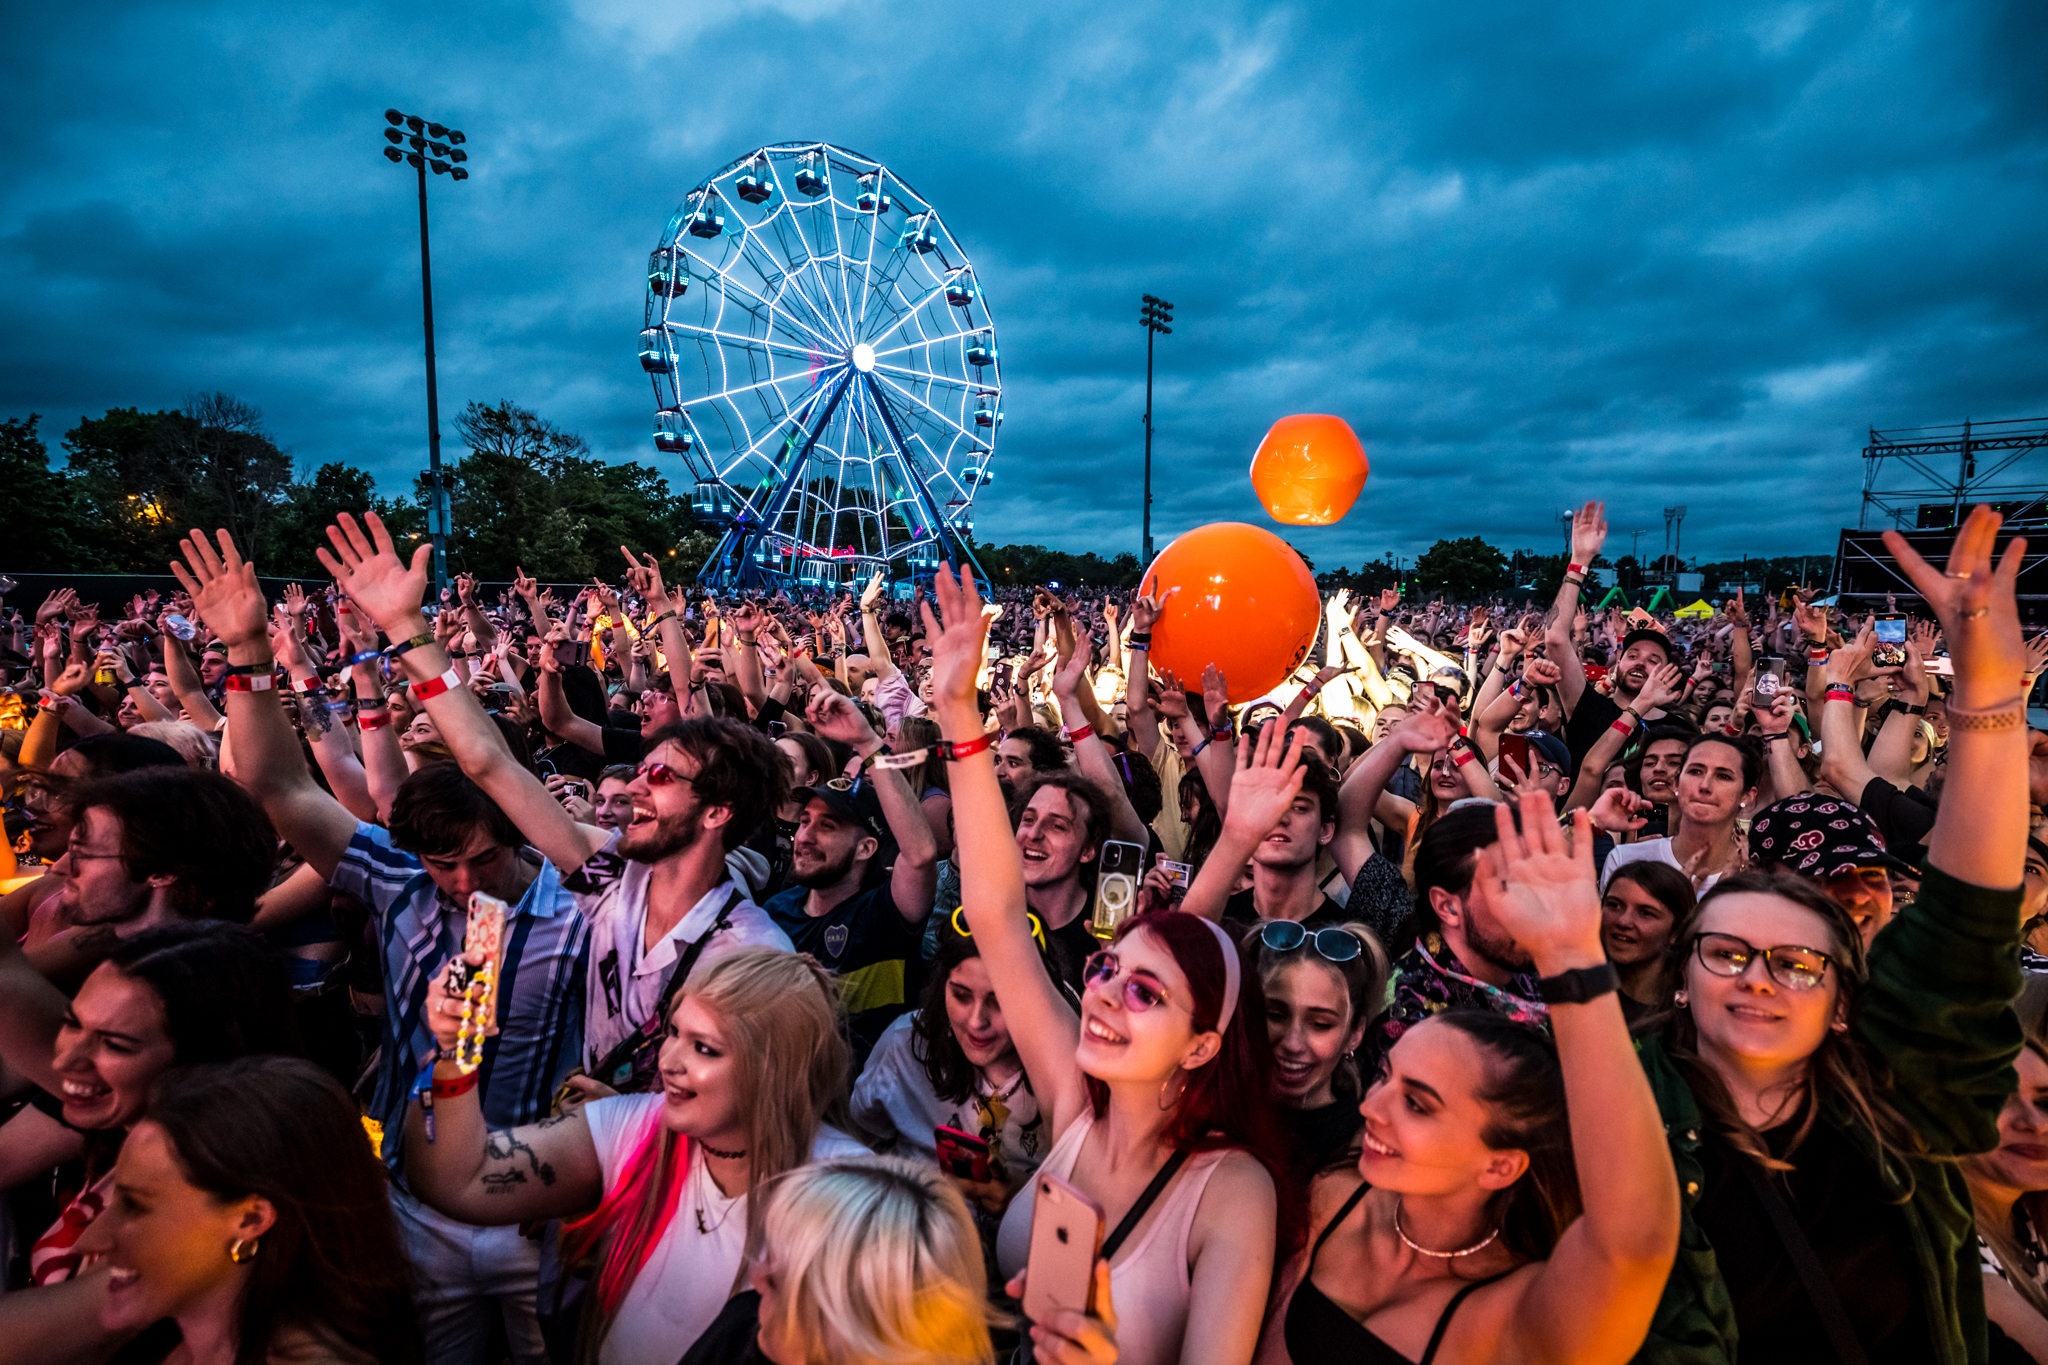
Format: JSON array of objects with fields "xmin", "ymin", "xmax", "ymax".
[
  {"xmin": 1258, "ymin": 920, "xmax": 1363, "ymax": 964},
  {"xmin": 1082, "ymin": 950, "xmax": 1179, "ymax": 1014}
]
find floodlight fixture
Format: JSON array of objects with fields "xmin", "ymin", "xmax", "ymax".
[{"xmin": 1138, "ymin": 293, "xmax": 1177, "ymax": 559}]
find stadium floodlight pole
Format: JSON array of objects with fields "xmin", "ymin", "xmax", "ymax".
[
  {"xmin": 1140, "ymin": 295, "xmax": 1174, "ymax": 563},
  {"xmin": 381, "ymin": 108, "xmax": 470, "ymax": 597}
]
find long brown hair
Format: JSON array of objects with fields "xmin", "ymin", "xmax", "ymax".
[
  {"xmin": 560, "ymin": 949, "xmax": 850, "ymax": 1357},
  {"xmin": 147, "ymin": 1058, "xmax": 420, "ymax": 1365},
  {"xmin": 1658, "ymin": 869, "xmax": 1922, "ymax": 1179},
  {"xmin": 1967, "ymin": 975, "xmax": 2048, "ymax": 1317}
]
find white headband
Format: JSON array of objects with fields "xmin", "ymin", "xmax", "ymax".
[{"xmin": 1193, "ymin": 916, "xmax": 1241, "ymax": 1038}]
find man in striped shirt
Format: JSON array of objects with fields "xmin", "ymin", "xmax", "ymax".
[{"xmin": 185, "ymin": 538, "xmax": 584, "ymax": 1365}]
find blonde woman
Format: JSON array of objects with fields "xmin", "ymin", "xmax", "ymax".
[
  {"xmin": 681, "ymin": 1154, "xmax": 996, "ymax": 1365},
  {"xmin": 404, "ymin": 948, "xmax": 866, "ymax": 1365}
]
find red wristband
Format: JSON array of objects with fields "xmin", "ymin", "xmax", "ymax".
[
  {"xmin": 1568, "ymin": 562, "xmax": 1586, "ymax": 576},
  {"xmin": 1450, "ymin": 744, "xmax": 1475, "ymax": 767},
  {"xmin": 358, "ymin": 714, "xmax": 392, "ymax": 730},
  {"xmin": 1064, "ymin": 723, "xmax": 1094, "ymax": 744},
  {"xmin": 1610, "ymin": 715, "xmax": 1636, "ymax": 736},
  {"xmin": 430, "ymin": 1069, "xmax": 480, "ymax": 1099},
  {"xmin": 225, "ymin": 674, "xmax": 276, "ymax": 693},
  {"xmin": 941, "ymin": 733, "xmax": 994, "ymax": 761},
  {"xmin": 1807, "ymin": 647, "xmax": 1829, "ymax": 664},
  {"xmin": 410, "ymin": 667, "xmax": 462, "ymax": 700},
  {"xmin": 1824, "ymin": 686, "xmax": 1855, "ymax": 703}
]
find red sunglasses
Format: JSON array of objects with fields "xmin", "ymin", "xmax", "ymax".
[
  {"xmin": 635, "ymin": 760, "xmax": 682, "ymax": 787},
  {"xmin": 1082, "ymin": 951, "xmax": 1175, "ymax": 1013}
]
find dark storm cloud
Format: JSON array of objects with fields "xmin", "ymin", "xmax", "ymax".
[{"xmin": 5, "ymin": 0, "xmax": 2048, "ymax": 570}]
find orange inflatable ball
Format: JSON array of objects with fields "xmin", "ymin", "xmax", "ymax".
[
  {"xmin": 1249, "ymin": 414, "xmax": 1369, "ymax": 526},
  {"xmin": 1140, "ymin": 523, "xmax": 1320, "ymax": 704}
]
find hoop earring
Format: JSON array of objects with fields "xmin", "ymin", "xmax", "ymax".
[
  {"xmin": 1158, "ymin": 1068, "xmax": 1188, "ymax": 1112},
  {"xmin": 1673, "ymin": 990, "xmax": 1689, "ymax": 1008},
  {"xmin": 228, "ymin": 1238, "xmax": 258, "ymax": 1265}
]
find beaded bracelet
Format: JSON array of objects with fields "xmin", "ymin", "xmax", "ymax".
[{"xmin": 1945, "ymin": 697, "xmax": 2026, "ymax": 732}]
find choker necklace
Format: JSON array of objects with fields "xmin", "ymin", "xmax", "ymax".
[
  {"xmin": 1393, "ymin": 1199, "xmax": 1501, "ymax": 1259},
  {"xmin": 700, "ymin": 1141, "xmax": 747, "ymax": 1161}
]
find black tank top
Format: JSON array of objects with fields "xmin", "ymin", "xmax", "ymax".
[{"xmin": 1283, "ymin": 1183, "xmax": 1506, "ymax": 1365}]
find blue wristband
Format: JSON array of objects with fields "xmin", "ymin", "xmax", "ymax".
[{"xmin": 346, "ymin": 650, "xmax": 383, "ymax": 667}]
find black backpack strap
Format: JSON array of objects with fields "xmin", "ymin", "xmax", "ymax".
[
  {"xmin": 1736, "ymin": 1156, "xmax": 1872, "ymax": 1365},
  {"xmin": 587, "ymin": 887, "xmax": 744, "ymax": 1085},
  {"xmin": 1101, "ymin": 1146, "xmax": 1193, "ymax": 1262}
]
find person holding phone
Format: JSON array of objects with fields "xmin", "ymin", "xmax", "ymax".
[
  {"xmin": 925, "ymin": 562, "xmax": 1285, "ymax": 1365},
  {"xmin": 851, "ymin": 919, "xmax": 1046, "ymax": 1229}
]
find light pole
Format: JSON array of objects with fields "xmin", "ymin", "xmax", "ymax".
[
  {"xmin": 1139, "ymin": 295, "xmax": 1174, "ymax": 563},
  {"xmin": 382, "ymin": 108, "xmax": 469, "ymax": 596}
]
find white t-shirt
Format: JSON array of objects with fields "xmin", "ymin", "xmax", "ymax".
[
  {"xmin": 565, "ymin": 834, "xmax": 793, "ymax": 1078},
  {"xmin": 1601, "ymin": 836, "xmax": 1723, "ymax": 894},
  {"xmin": 849, "ymin": 1012, "xmax": 1047, "ymax": 1194},
  {"xmin": 582, "ymin": 1093, "xmax": 869, "ymax": 1365}
]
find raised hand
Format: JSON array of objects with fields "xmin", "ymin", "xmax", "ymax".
[
  {"xmin": 1586, "ymin": 784, "xmax": 1650, "ymax": 836},
  {"xmin": 1523, "ymin": 656, "xmax": 1563, "ymax": 689},
  {"xmin": 1884, "ymin": 505, "xmax": 2026, "ymax": 707},
  {"xmin": 315, "ymin": 512, "xmax": 432, "ymax": 636},
  {"xmin": 171, "ymin": 529, "xmax": 271, "ymax": 648},
  {"xmin": 1637, "ymin": 662, "xmax": 1687, "ymax": 713},
  {"xmin": 1220, "ymin": 721, "xmax": 1312, "ymax": 845},
  {"xmin": 455, "ymin": 573, "xmax": 477, "ymax": 607},
  {"xmin": 1199, "ymin": 663, "xmax": 1230, "ymax": 732},
  {"xmin": 1130, "ymin": 588, "xmax": 1174, "ymax": 632},
  {"xmin": 1568, "ymin": 501, "xmax": 1608, "ymax": 567},
  {"xmin": 1152, "ymin": 671, "xmax": 1191, "ymax": 721},
  {"xmin": 1909, "ymin": 618, "xmax": 1941, "ymax": 658},
  {"xmin": 1755, "ymin": 690, "xmax": 1796, "ymax": 736},
  {"xmin": 1378, "ymin": 587, "xmax": 1401, "ymax": 614},
  {"xmin": 860, "ymin": 570, "xmax": 886, "ymax": 612},
  {"xmin": 1051, "ymin": 630, "xmax": 1093, "ymax": 698},
  {"xmin": 920, "ymin": 564, "xmax": 994, "ymax": 711},
  {"xmin": 280, "ymin": 582, "xmax": 308, "ymax": 620},
  {"xmin": 621, "ymin": 546, "xmax": 667, "ymax": 603},
  {"xmin": 730, "ymin": 600, "xmax": 766, "ymax": 639},
  {"xmin": 512, "ymin": 565, "xmax": 537, "ymax": 600},
  {"xmin": 1824, "ymin": 621, "xmax": 1878, "ymax": 688},
  {"xmin": 35, "ymin": 589, "xmax": 74, "ymax": 626},
  {"xmin": 1473, "ymin": 791, "xmax": 1603, "ymax": 972},
  {"xmin": 1725, "ymin": 589, "xmax": 1750, "ymax": 626},
  {"xmin": 2025, "ymin": 631, "xmax": 2048, "ymax": 684},
  {"xmin": 1388, "ymin": 706, "xmax": 1458, "ymax": 755},
  {"xmin": 1793, "ymin": 597, "xmax": 1830, "ymax": 644}
]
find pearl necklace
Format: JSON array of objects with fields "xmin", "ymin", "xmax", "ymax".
[{"xmin": 1393, "ymin": 1199, "xmax": 1501, "ymax": 1259}]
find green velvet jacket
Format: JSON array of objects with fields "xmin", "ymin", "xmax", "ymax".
[{"xmin": 1632, "ymin": 865, "xmax": 2023, "ymax": 1365}]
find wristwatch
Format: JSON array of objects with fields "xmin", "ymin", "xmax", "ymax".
[{"xmin": 1535, "ymin": 962, "xmax": 1618, "ymax": 1005}]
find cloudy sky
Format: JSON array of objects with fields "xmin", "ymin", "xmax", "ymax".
[{"xmin": 7, "ymin": 0, "xmax": 2048, "ymax": 570}]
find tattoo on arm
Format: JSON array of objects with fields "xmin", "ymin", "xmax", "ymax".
[
  {"xmin": 301, "ymin": 698, "xmax": 334, "ymax": 736},
  {"xmin": 483, "ymin": 1129, "xmax": 558, "ymax": 1187}
]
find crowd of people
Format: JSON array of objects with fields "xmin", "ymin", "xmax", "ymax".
[{"xmin": 0, "ymin": 496, "xmax": 2041, "ymax": 1365}]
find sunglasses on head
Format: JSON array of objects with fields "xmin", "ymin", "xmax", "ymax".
[
  {"xmin": 1082, "ymin": 950, "xmax": 1176, "ymax": 1013},
  {"xmin": 1257, "ymin": 920, "xmax": 1363, "ymax": 964}
]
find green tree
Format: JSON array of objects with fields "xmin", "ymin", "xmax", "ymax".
[
  {"xmin": 266, "ymin": 462, "xmax": 424, "ymax": 580},
  {"xmin": 967, "ymin": 542, "xmax": 1142, "ymax": 589},
  {"xmin": 1414, "ymin": 536, "xmax": 1511, "ymax": 599},
  {"xmin": 0, "ymin": 415, "xmax": 97, "ymax": 571},
  {"xmin": 61, "ymin": 395, "xmax": 293, "ymax": 570},
  {"xmin": 435, "ymin": 402, "xmax": 700, "ymax": 580}
]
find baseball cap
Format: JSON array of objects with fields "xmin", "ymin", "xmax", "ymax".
[
  {"xmin": 1619, "ymin": 628, "xmax": 1676, "ymax": 665},
  {"xmin": 794, "ymin": 778, "xmax": 886, "ymax": 840},
  {"xmin": 1748, "ymin": 796, "xmax": 1915, "ymax": 880},
  {"xmin": 1521, "ymin": 730, "xmax": 1571, "ymax": 773}
]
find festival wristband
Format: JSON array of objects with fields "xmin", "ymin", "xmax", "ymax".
[
  {"xmin": 430, "ymin": 1069, "xmax": 481, "ymax": 1100},
  {"xmin": 1065, "ymin": 723, "xmax": 1094, "ymax": 744},
  {"xmin": 346, "ymin": 650, "xmax": 384, "ymax": 667},
  {"xmin": 386, "ymin": 633, "xmax": 433, "ymax": 659},
  {"xmin": 1189, "ymin": 736, "xmax": 1211, "ymax": 759},
  {"xmin": 645, "ymin": 610, "xmax": 676, "ymax": 630},
  {"xmin": 1450, "ymin": 742, "xmax": 1476, "ymax": 767},
  {"xmin": 941, "ymin": 733, "xmax": 993, "ymax": 761},
  {"xmin": 1610, "ymin": 714, "xmax": 1637, "ymax": 736},
  {"xmin": 224, "ymin": 674, "xmax": 275, "ymax": 693},
  {"xmin": 291, "ymin": 675, "xmax": 325, "ymax": 694},
  {"xmin": 1824, "ymin": 686, "xmax": 1855, "ymax": 703},
  {"xmin": 1567, "ymin": 563, "xmax": 1587, "ymax": 576},
  {"xmin": 410, "ymin": 667, "xmax": 462, "ymax": 701},
  {"xmin": 358, "ymin": 714, "xmax": 392, "ymax": 730},
  {"xmin": 1900, "ymin": 702, "xmax": 1927, "ymax": 716},
  {"xmin": 1126, "ymin": 632, "xmax": 1152, "ymax": 648},
  {"xmin": 222, "ymin": 662, "xmax": 263, "ymax": 677}
]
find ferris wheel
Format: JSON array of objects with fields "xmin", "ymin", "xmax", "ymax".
[{"xmin": 640, "ymin": 141, "xmax": 1000, "ymax": 589}]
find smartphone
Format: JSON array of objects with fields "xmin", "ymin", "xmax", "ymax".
[
  {"xmin": 1753, "ymin": 657, "xmax": 1787, "ymax": 704},
  {"xmin": 1156, "ymin": 858, "xmax": 1192, "ymax": 906},
  {"xmin": 1022, "ymin": 1172, "xmax": 1105, "ymax": 1325},
  {"xmin": 934, "ymin": 1126, "xmax": 992, "ymax": 1183},
  {"xmin": 446, "ymin": 892, "xmax": 510, "ymax": 1037},
  {"xmin": 1498, "ymin": 733, "xmax": 1532, "ymax": 777},
  {"xmin": 1873, "ymin": 614, "xmax": 1906, "ymax": 669},
  {"xmin": 1090, "ymin": 840, "xmax": 1146, "ymax": 939}
]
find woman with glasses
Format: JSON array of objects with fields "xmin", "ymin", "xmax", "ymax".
[
  {"xmin": 1629, "ymin": 507, "xmax": 2033, "ymax": 1365},
  {"xmin": 923, "ymin": 563, "xmax": 1287, "ymax": 1365},
  {"xmin": 852, "ymin": 916, "xmax": 1047, "ymax": 1250},
  {"xmin": 1247, "ymin": 920, "xmax": 1389, "ymax": 1176}
]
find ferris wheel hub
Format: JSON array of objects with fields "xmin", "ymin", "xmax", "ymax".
[{"xmin": 849, "ymin": 342, "xmax": 876, "ymax": 373}]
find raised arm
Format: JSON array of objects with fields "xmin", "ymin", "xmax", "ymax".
[
  {"xmin": 317, "ymin": 512, "xmax": 609, "ymax": 875},
  {"xmin": 1180, "ymin": 723, "xmax": 1313, "ymax": 924},
  {"xmin": 402, "ymin": 948, "xmax": 604, "ymax": 1226},
  {"xmin": 1050, "ymin": 636, "xmax": 1150, "ymax": 848},
  {"xmin": 925, "ymin": 567, "xmax": 1091, "ymax": 1131},
  {"xmin": 1485, "ymin": 792, "xmax": 1679, "ymax": 1364},
  {"xmin": 157, "ymin": 621, "xmax": 223, "ymax": 730},
  {"xmin": 1329, "ymin": 708, "xmax": 1455, "ymax": 885},
  {"xmin": 1816, "ymin": 630, "xmax": 1881, "ymax": 803},
  {"xmin": 809, "ymin": 690, "xmax": 938, "ymax": 921},
  {"xmin": 1549, "ymin": 501, "xmax": 1607, "ymax": 717},
  {"xmin": 857, "ymin": 572, "xmax": 901, "ymax": 682},
  {"xmin": 172, "ymin": 531, "xmax": 359, "ymax": 880}
]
